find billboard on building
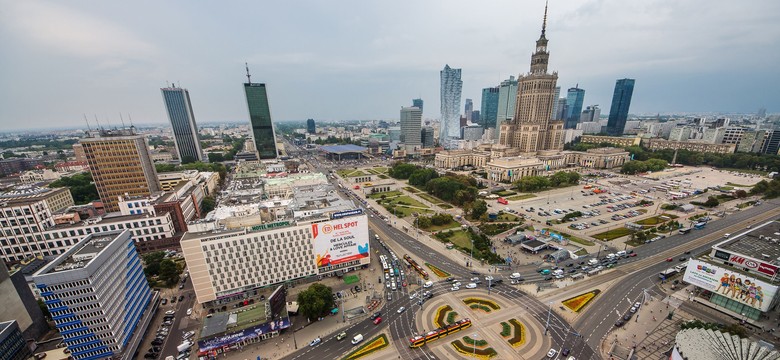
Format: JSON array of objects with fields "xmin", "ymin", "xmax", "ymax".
[
  {"xmin": 683, "ymin": 260, "xmax": 778, "ymax": 312},
  {"xmin": 311, "ymin": 214, "xmax": 369, "ymax": 268}
]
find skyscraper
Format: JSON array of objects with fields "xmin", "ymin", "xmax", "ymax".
[
  {"xmin": 440, "ymin": 65, "xmax": 463, "ymax": 149},
  {"xmin": 498, "ymin": 3, "xmax": 564, "ymax": 152},
  {"xmin": 161, "ymin": 85, "xmax": 203, "ymax": 163},
  {"xmin": 497, "ymin": 76, "xmax": 518, "ymax": 124},
  {"xmin": 606, "ymin": 78, "xmax": 636, "ymax": 136},
  {"xmin": 400, "ymin": 106, "xmax": 422, "ymax": 151},
  {"xmin": 33, "ymin": 230, "xmax": 152, "ymax": 360},
  {"xmin": 412, "ymin": 98, "xmax": 424, "ymax": 113},
  {"xmin": 421, "ymin": 127, "xmax": 435, "ymax": 148},
  {"xmin": 464, "ymin": 99, "xmax": 474, "ymax": 121},
  {"xmin": 244, "ymin": 65, "xmax": 278, "ymax": 159},
  {"xmin": 480, "ymin": 87, "xmax": 499, "ymax": 129},
  {"xmin": 564, "ymin": 86, "xmax": 585, "ymax": 129},
  {"xmin": 307, "ymin": 118, "xmax": 316, "ymax": 134},
  {"xmin": 580, "ymin": 105, "xmax": 601, "ymax": 123},
  {"xmin": 551, "ymin": 86, "xmax": 561, "ymax": 119},
  {"xmin": 80, "ymin": 128, "xmax": 161, "ymax": 212}
]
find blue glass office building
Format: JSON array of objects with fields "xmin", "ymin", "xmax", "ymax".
[
  {"xmin": 606, "ymin": 78, "xmax": 635, "ymax": 136},
  {"xmin": 161, "ymin": 86, "xmax": 203, "ymax": 163},
  {"xmin": 33, "ymin": 231, "xmax": 152, "ymax": 360},
  {"xmin": 244, "ymin": 83, "xmax": 279, "ymax": 159},
  {"xmin": 480, "ymin": 87, "xmax": 499, "ymax": 129},
  {"xmin": 564, "ymin": 87, "xmax": 585, "ymax": 129}
]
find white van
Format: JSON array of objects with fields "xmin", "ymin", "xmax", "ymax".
[
  {"xmin": 423, "ymin": 281, "xmax": 433, "ymax": 288},
  {"xmin": 510, "ymin": 272, "xmax": 522, "ymax": 279},
  {"xmin": 588, "ymin": 259, "xmax": 599, "ymax": 266},
  {"xmin": 606, "ymin": 253, "xmax": 616, "ymax": 260},
  {"xmin": 351, "ymin": 334, "xmax": 364, "ymax": 345},
  {"xmin": 616, "ymin": 250, "xmax": 627, "ymax": 258},
  {"xmin": 552, "ymin": 269, "xmax": 564, "ymax": 276}
]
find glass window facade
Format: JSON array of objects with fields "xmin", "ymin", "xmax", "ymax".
[{"xmin": 244, "ymin": 83, "xmax": 278, "ymax": 159}]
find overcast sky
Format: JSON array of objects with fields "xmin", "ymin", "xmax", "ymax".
[{"xmin": 1, "ymin": 0, "xmax": 778, "ymax": 131}]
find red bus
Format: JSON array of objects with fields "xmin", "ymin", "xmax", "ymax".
[{"xmin": 497, "ymin": 198, "xmax": 508, "ymax": 205}]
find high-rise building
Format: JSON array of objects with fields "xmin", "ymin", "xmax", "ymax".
[
  {"xmin": 72, "ymin": 143, "xmax": 86, "ymax": 162},
  {"xmin": 440, "ymin": 64, "xmax": 463, "ymax": 149},
  {"xmin": 0, "ymin": 262, "xmax": 48, "ymax": 340},
  {"xmin": 551, "ymin": 86, "xmax": 561, "ymax": 120},
  {"xmin": 33, "ymin": 230, "xmax": 153, "ymax": 360},
  {"xmin": 555, "ymin": 98, "xmax": 567, "ymax": 121},
  {"xmin": 244, "ymin": 65, "xmax": 278, "ymax": 159},
  {"xmin": 480, "ymin": 87, "xmax": 499, "ymax": 129},
  {"xmin": 464, "ymin": 99, "xmax": 474, "ymax": 121},
  {"xmin": 461, "ymin": 125, "xmax": 484, "ymax": 141},
  {"xmin": 80, "ymin": 129, "xmax": 161, "ymax": 212},
  {"xmin": 0, "ymin": 321, "xmax": 32, "ymax": 360},
  {"xmin": 497, "ymin": 76, "xmax": 518, "ymax": 124},
  {"xmin": 161, "ymin": 85, "xmax": 203, "ymax": 163},
  {"xmin": 564, "ymin": 86, "xmax": 585, "ymax": 129},
  {"xmin": 421, "ymin": 127, "xmax": 435, "ymax": 148},
  {"xmin": 605, "ymin": 78, "xmax": 636, "ymax": 136},
  {"xmin": 307, "ymin": 119, "xmax": 316, "ymax": 134},
  {"xmin": 761, "ymin": 130, "xmax": 780, "ymax": 155},
  {"xmin": 412, "ymin": 98, "xmax": 424, "ymax": 113},
  {"xmin": 400, "ymin": 106, "xmax": 422, "ymax": 151},
  {"xmin": 471, "ymin": 110, "xmax": 480, "ymax": 123},
  {"xmin": 580, "ymin": 105, "xmax": 601, "ymax": 123},
  {"xmin": 498, "ymin": 3, "xmax": 564, "ymax": 152}
]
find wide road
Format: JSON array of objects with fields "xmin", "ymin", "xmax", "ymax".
[{"xmin": 571, "ymin": 199, "xmax": 780, "ymax": 350}]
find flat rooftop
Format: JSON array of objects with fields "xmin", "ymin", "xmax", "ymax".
[
  {"xmin": 200, "ymin": 303, "xmax": 267, "ymax": 339},
  {"xmin": 41, "ymin": 232, "xmax": 123, "ymax": 273},
  {"xmin": 716, "ymin": 220, "xmax": 780, "ymax": 265},
  {"xmin": 320, "ymin": 144, "xmax": 367, "ymax": 154},
  {"xmin": 48, "ymin": 211, "xmax": 167, "ymax": 230}
]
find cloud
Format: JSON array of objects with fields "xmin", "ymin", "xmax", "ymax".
[{"xmin": 0, "ymin": 1, "xmax": 157, "ymax": 60}]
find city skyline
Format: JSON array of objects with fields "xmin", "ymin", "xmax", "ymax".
[{"xmin": 1, "ymin": 0, "xmax": 778, "ymax": 130}]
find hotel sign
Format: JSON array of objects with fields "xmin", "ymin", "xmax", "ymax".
[{"xmin": 249, "ymin": 221, "xmax": 290, "ymax": 232}]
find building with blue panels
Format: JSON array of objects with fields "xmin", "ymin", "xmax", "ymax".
[
  {"xmin": 0, "ymin": 320, "xmax": 31, "ymax": 360},
  {"xmin": 161, "ymin": 85, "xmax": 203, "ymax": 163},
  {"xmin": 33, "ymin": 230, "xmax": 152, "ymax": 360},
  {"xmin": 606, "ymin": 78, "xmax": 635, "ymax": 136},
  {"xmin": 564, "ymin": 86, "xmax": 585, "ymax": 129}
]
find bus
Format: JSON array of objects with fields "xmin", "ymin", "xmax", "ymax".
[
  {"xmin": 497, "ymin": 198, "xmax": 509, "ymax": 205},
  {"xmin": 678, "ymin": 228, "xmax": 692, "ymax": 234},
  {"xmin": 694, "ymin": 222, "xmax": 707, "ymax": 230},
  {"xmin": 409, "ymin": 319, "xmax": 472, "ymax": 348},
  {"xmin": 659, "ymin": 268, "xmax": 678, "ymax": 280}
]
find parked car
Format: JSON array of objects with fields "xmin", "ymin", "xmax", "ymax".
[{"xmin": 547, "ymin": 349, "xmax": 558, "ymax": 358}]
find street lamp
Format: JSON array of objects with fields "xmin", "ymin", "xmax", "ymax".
[
  {"xmin": 544, "ymin": 302, "xmax": 552, "ymax": 335},
  {"xmin": 472, "ymin": 333, "xmax": 478, "ymax": 356}
]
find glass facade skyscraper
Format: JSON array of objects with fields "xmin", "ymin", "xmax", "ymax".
[
  {"xmin": 606, "ymin": 78, "xmax": 635, "ymax": 136},
  {"xmin": 497, "ymin": 76, "xmax": 518, "ymax": 124},
  {"xmin": 480, "ymin": 87, "xmax": 499, "ymax": 129},
  {"xmin": 244, "ymin": 83, "xmax": 278, "ymax": 159},
  {"xmin": 439, "ymin": 65, "xmax": 462, "ymax": 149},
  {"xmin": 412, "ymin": 98, "xmax": 424, "ymax": 113},
  {"xmin": 564, "ymin": 87, "xmax": 585, "ymax": 129},
  {"xmin": 161, "ymin": 86, "xmax": 203, "ymax": 163},
  {"xmin": 307, "ymin": 118, "xmax": 316, "ymax": 134}
]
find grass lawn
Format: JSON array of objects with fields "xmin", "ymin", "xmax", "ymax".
[
  {"xmin": 378, "ymin": 174, "xmax": 389, "ymax": 179},
  {"xmin": 381, "ymin": 195, "xmax": 432, "ymax": 217},
  {"xmin": 416, "ymin": 192, "xmax": 447, "ymax": 205},
  {"xmin": 543, "ymin": 229, "xmax": 595, "ymax": 246},
  {"xmin": 367, "ymin": 190, "xmax": 402, "ymax": 199},
  {"xmin": 385, "ymin": 205, "xmax": 432, "ymax": 217},
  {"xmin": 440, "ymin": 230, "xmax": 473, "ymax": 250},
  {"xmin": 719, "ymin": 186, "xmax": 734, "ymax": 191},
  {"xmin": 496, "ymin": 213, "xmax": 520, "ymax": 222},
  {"xmin": 423, "ymin": 221, "xmax": 462, "ymax": 232},
  {"xmin": 233, "ymin": 305, "xmax": 266, "ymax": 330},
  {"xmin": 343, "ymin": 274, "xmax": 360, "ymax": 284},
  {"xmin": 493, "ymin": 190, "xmax": 517, "ymax": 196},
  {"xmin": 506, "ymin": 193, "xmax": 536, "ymax": 201},
  {"xmin": 593, "ymin": 228, "xmax": 633, "ymax": 241},
  {"xmin": 336, "ymin": 169, "xmax": 367, "ymax": 178},
  {"xmin": 403, "ymin": 186, "xmax": 420, "ymax": 193},
  {"xmin": 574, "ymin": 249, "xmax": 589, "ymax": 256},
  {"xmin": 726, "ymin": 182, "xmax": 753, "ymax": 187},
  {"xmin": 635, "ymin": 216, "xmax": 665, "ymax": 226},
  {"xmin": 438, "ymin": 204, "xmax": 454, "ymax": 209}
]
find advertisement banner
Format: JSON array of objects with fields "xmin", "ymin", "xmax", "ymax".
[
  {"xmin": 683, "ymin": 260, "xmax": 778, "ymax": 312},
  {"xmin": 312, "ymin": 214, "xmax": 369, "ymax": 268},
  {"xmin": 197, "ymin": 317, "xmax": 291, "ymax": 352}
]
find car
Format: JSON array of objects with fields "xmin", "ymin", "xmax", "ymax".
[
  {"xmin": 179, "ymin": 284, "xmax": 184, "ymax": 289},
  {"xmin": 336, "ymin": 331, "xmax": 347, "ymax": 341},
  {"xmin": 144, "ymin": 353, "xmax": 158, "ymax": 359},
  {"xmin": 402, "ymin": 281, "xmax": 407, "ymax": 287},
  {"xmin": 151, "ymin": 339, "xmax": 163, "ymax": 346},
  {"xmin": 165, "ymin": 310, "xmax": 175, "ymax": 315},
  {"xmin": 568, "ymin": 269, "xmax": 577, "ymax": 273},
  {"xmin": 547, "ymin": 349, "xmax": 558, "ymax": 358},
  {"xmin": 452, "ymin": 282, "xmax": 462, "ymax": 287},
  {"xmin": 397, "ymin": 306, "xmax": 406, "ymax": 313},
  {"xmin": 373, "ymin": 317, "xmax": 382, "ymax": 325},
  {"xmin": 170, "ymin": 297, "xmax": 176, "ymax": 304},
  {"xmin": 186, "ymin": 308, "xmax": 192, "ymax": 316},
  {"xmin": 562, "ymin": 348, "xmax": 570, "ymax": 356},
  {"xmin": 666, "ymin": 257, "xmax": 673, "ymax": 262},
  {"xmin": 409, "ymin": 292, "xmax": 417, "ymax": 300},
  {"xmin": 465, "ymin": 283, "xmax": 477, "ymax": 289},
  {"xmin": 544, "ymin": 275, "xmax": 553, "ymax": 281},
  {"xmin": 178, "ymin": 295, "xmax": 184, "ymax": 302},
  {"xmin": 629, "ymin": 306, "xmax": 637, "ymax": 313},
  {"xmin": 616, "ymin": 319, "xmax": 627, "ymax": 328},
  {"xmin": 484, "ymin": 276, "xmax": 494, "ymax": 281},
  {"xmin": 493, "ymin": 279, "xmax": 503, "ymax": 284},
  {"xmin": 309, "ymin": 337, "xmax": 322, "ymax": 347},
  {"xmin": 183, "ymin": 331, "xmax": 195, "ymax": 340},
  {"xmin": 679, "ymin": 257, "xmax": 687, "ymax": 261},
  {"xmin": 370, "ymin": 312, "xmax": 381, "ymax": 320},
  {"xmin": 161, "ymin": 298, "xmax": 168, "ymax": 305},
  {"xmin": 445, "ymin": 277, "xmax": 455, "ymax": 282},
  {"xmin": 629, "ymin": 253, "xmax": 637, "ymax": 257},
  {"xmin": 623, "ymin": 313, "xmax": 632, "ymax": 321}
]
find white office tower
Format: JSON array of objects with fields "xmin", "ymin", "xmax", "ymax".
[
  {"xmin": 439, "ymin": 65, "xmax": 463, "ymax": 149},
  {"xmin": 33, "ymin": 230, "xmax": 152, "ymax": 360},
  {"xmin": 400, "ymin": 106, "xmax": 422, "ymax": 152}
]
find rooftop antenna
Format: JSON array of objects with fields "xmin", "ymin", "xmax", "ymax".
[
  {"xmin": 119, "ymin": 113, "xmax": 126, "ymax": 128},
  {"xmin": 542, "ymin": 0, "xmax": 548, "ymax": 36},
  {"xmin": 83, "ymin": 114, "xmax": 92, "ymax": 131},
  {"xmin": 128, "ymin": 113, "xmax": 134, "ymax": 127},
  {"xmin": 94, "ymin": 114, "xmax": 102, "ymax": 130},
  {"xmin": 245, "ymin": 62, "xmax": 251, "ymax": 83}
]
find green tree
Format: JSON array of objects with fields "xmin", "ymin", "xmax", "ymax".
[
  {"xmin": 38, "ymin": 298, "xmax": 51, "ymax": 320},
  {"xmin": 388, "ymin": 162, "xmax": 420, "ymax": 179},
  {"xmin": 297, "ymin": 283, "xmax": 335, "ymax": 321},
  {"xmin": 207, "ymin": 153, "xmax": 225, "ymax": 163},
  {"xmin": 408, "ymin": 168, "xmax": 439, "ymax": 186},
  {"xmin": 48, "ymin": 173, "xmax": 98, "ymax": 205},
  {"xmin": 703, "ymin": 196, "xmax": 720, "ymax": 207},
  {"xmin": 416, "ymin": 216, "xmax": 432, "ymax": 229},
  {"xmin": 734, "ymin": 189, "xmax": 748, "ymax": 198},
  {"xmin": 155, "ymin": 163, "xmax": 178, "ymax": 173},
  {"xmin": 201, "ymin": 196, "xmax": 216, "ymax": 215},
  {"xmin": 142, "ymin": 251, "xmax": 166, "ymax": 277},
  {"xmin": 158, "ymin": 259, "xmax": 181, "ymax": 286},
  {"xmin": 470, "ymin": 200, "xmax": 488, "ymax": 219}
]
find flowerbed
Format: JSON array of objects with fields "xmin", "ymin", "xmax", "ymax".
[
  {"xmin": 561, "ymin": 289, "xmax": 601, "ymax": 313},
  {"xmin": 463, "ymin": 297, "xmax": 501, "ymax": 310},
  {"xmin": 446, "ymin": 311, "xmax": 459, "ymax": 324},
  {"xmin": 507, "ymin": 319, "xmax": 526, "ymax": 348},
  {"xmin": 434, "ymin": 305, "xmax": 453, "ymax": 328},
  {"xmin": 500, "ymin": 322, "xmax": 511, "ymax": 337},
  {"xmin": 469, "ymin": 304, "xmax": 493, "ymax": 313},
  {"xmin": 425, "ymin": 263, "xmax": 451, "ymax": 278},
  {"xmin": 451, "ymin": 339, "xmax": 497, "ymax": 359},
  {"xmin": 342, "ymin": 334, "xmax": 389, "ymax": 360}
]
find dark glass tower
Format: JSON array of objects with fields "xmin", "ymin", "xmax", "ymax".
[
  {"xmin": 161, "ymin": 85, "xmax": 203, "ymax": 163},
  {"xmin": 606, "ymin": 78, "xmax": 635, "ymax": 136},
  {"xmin": 244, "ymin": 65, "xmax": 278, "ymax": 159},
  {"xmin": 307, "ymin": 118, "xmax": 316, "ymax": 134},
  {"xmin": 412, "ymin": 98, "xmax": 424, "ymax": 113},
  {"xmin": 564, "ymin": 86, "xmax": 585, "ymax": 129},
  {"xmin": 480, "ymin": 87, "xmax": 499, "ymax": 129}
]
